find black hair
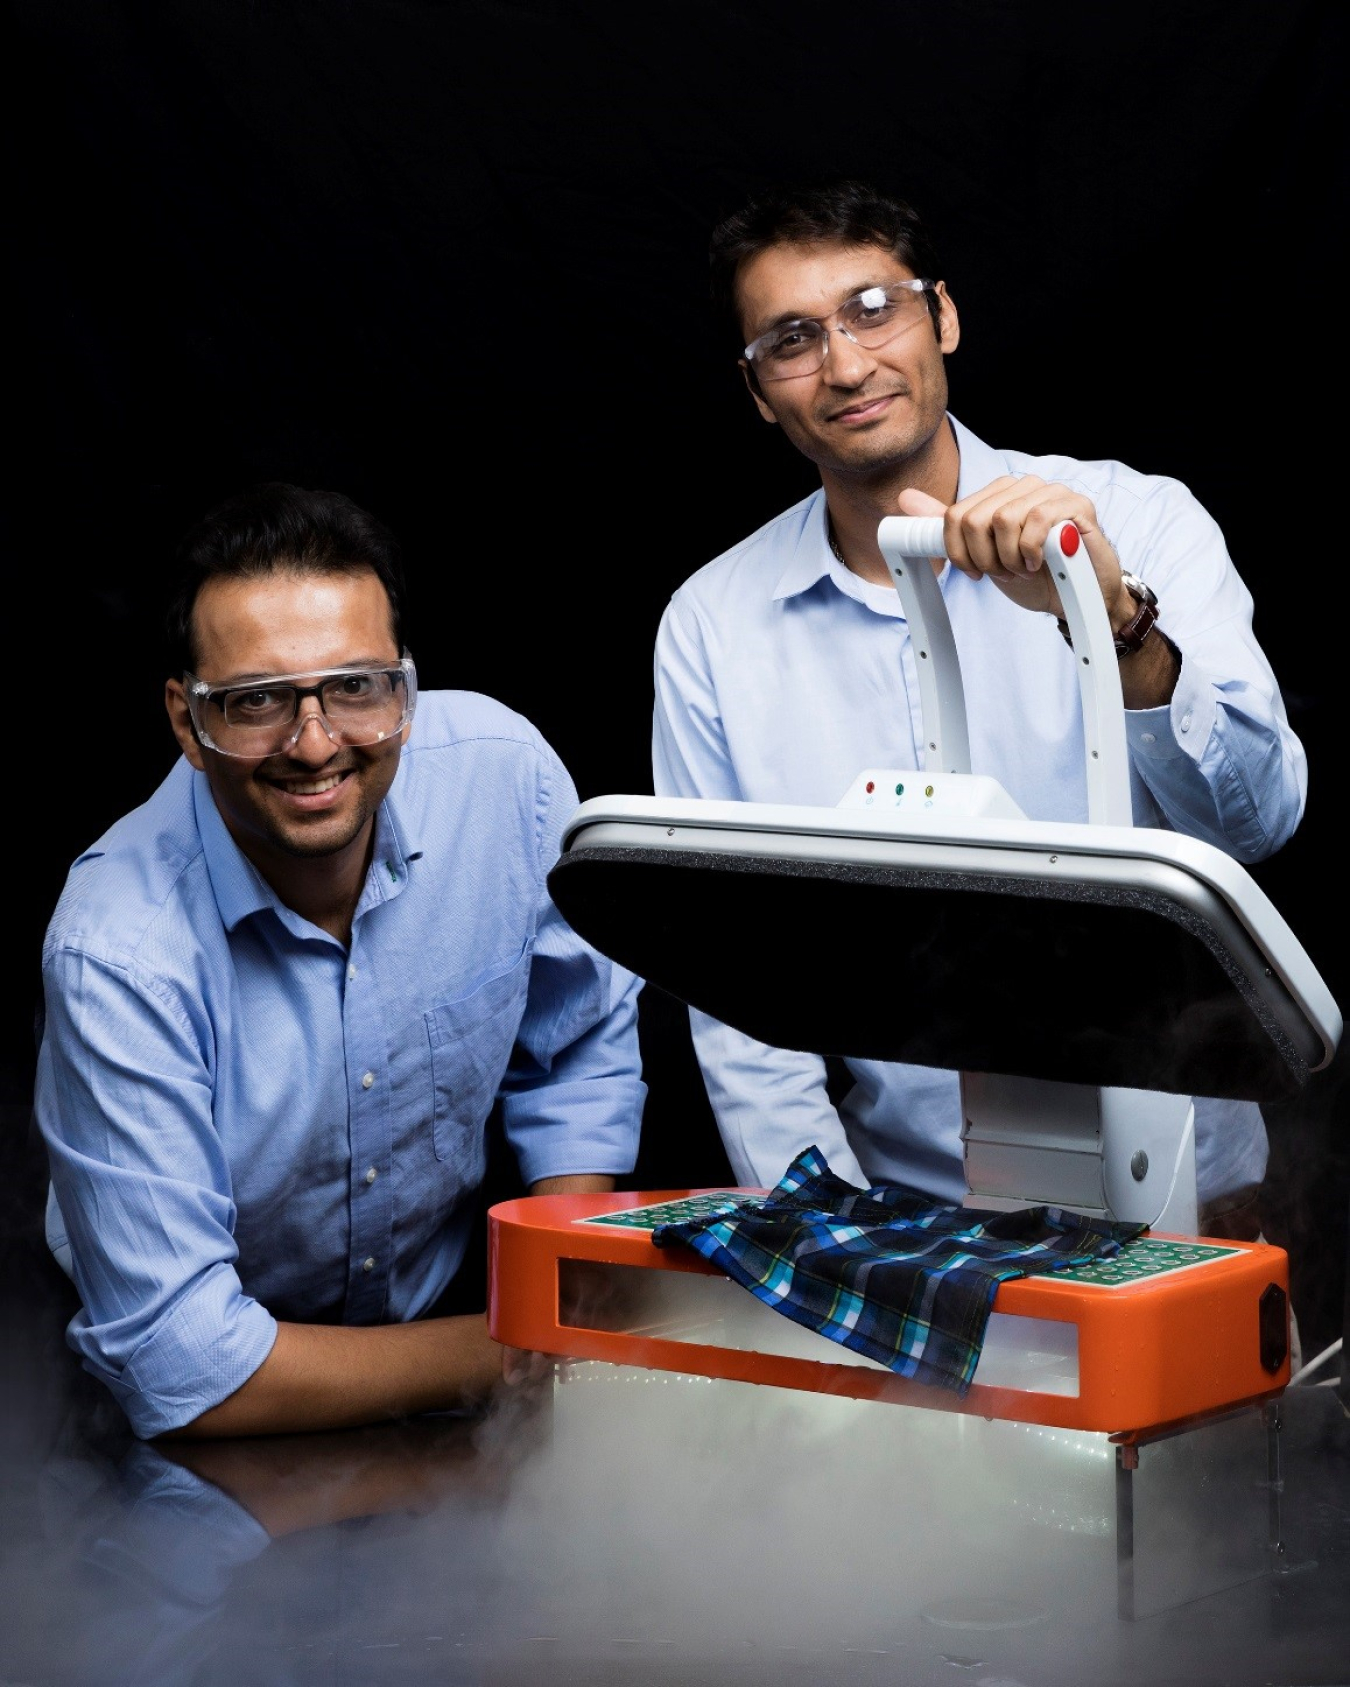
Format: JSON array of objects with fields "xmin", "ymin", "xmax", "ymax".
[
  {"xmin": 709, "ymin": 179, "xmax": 944, "ymax": 350},
  {"xmin": 165, "ymin": 482, "xmax": 407, "ymax": 674}
]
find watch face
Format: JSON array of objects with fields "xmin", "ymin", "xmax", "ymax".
[{"xmin": 1121, "ymin": 571, "xmax": 1158, "ymax": 607}]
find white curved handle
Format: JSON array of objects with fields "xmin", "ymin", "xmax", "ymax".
[
  {"xmin": 877, "ymin": 516, "xmax": 1134, "ymax": 825},
  {"xmin": 880, "ymin": 516, "xmax": 946, "ymax": 560},
  {"xmin": 876, "ymin": 516, "xmax": 970, "ymax": 775},
  {"xmin": 1044, "ymin": 521, "xmax": 1132, "ymax": 827}
]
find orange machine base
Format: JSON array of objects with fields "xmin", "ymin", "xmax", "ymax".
[{"xmin": 488, "ymin": 1189, "xmax": 1290, "ymax": 1441}]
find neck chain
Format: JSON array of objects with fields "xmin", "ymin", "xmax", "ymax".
[{"xmin": 827, "ymin": 520, "xmax": 846, "ymax": 565}]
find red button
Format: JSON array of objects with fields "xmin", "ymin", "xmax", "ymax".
[
  {"xmin": 865, "ymin": 780, "xmax": 875, "ymax": 793},
  {"xmin": 1060, "ymin": 522, "xmax": 1081, "ymax": 556}
]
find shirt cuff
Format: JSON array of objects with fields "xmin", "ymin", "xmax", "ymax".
[
  {"xmin": 1125, "ymin": 649, "xmax": 1216, "ymax": 766},
  {"xmin": 76, "ymin": 1265, "xmax": 279, "ymax": 1439},
  {"xmin": 502, "ymin": 1077, "xmax": 645, "ymax": 1186}
]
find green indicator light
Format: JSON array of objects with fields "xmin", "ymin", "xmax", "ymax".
[{"xmin": 894, "ymin": 783, "xmax": 904, "ymax": 795}]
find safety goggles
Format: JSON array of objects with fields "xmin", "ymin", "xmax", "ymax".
[
  {"xmin": 744, "ymin": 279, "xmax": 935, "ymax": 381},
  {"xmin": 185, "ymin": 654, "xmax": 417, "ymax": 759}
]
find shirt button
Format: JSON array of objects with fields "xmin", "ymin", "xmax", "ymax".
[
  {"xmin": 362, "ymin": 1256, "xmax": 375, "ymax": 1273},
  {"xmin": 361, "ymin": 1071, "xmax": 375, "ymax": 1089},
  {"xmin": 1141, "ymin": 732, "xmax": 1156, "ymax": 745},
  {"xmin": 364, "ymin": 1166, "xmax": 378, "ymax": 1185},
  {"xmin": 348, "ymin": 964, "xmax": 358, "ymax": 981},
  {"xmin": 1180, "ymin": 712, "xmax": 1192, "ymax": 733}
]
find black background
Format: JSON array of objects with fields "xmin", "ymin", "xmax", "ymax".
[{"xmin": 8, "ymin": 2, "xmax": 1347, "ymax": 1347}]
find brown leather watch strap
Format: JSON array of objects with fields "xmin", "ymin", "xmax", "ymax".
[
  {"xmin": 1056, "ymin": 573, "xmax": 1159, "ymax": 658},
  {"xmin": 1112, "ymin": 587, "xmax": 1159, "ymax": 656}
]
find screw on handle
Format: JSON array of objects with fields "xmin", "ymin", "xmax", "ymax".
[{"xmin": 1045, "ymin": 521, "xmax": 1132, "ymax": 827}]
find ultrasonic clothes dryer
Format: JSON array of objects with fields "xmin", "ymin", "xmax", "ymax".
[{"xmin": 490, "ymin": 518, "xmax": 1340, "ymax": 1453}]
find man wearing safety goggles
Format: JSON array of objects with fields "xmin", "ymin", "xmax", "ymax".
[
  {"xmin": 36, "ymin": 482, "xmax": 645, "ymax": 1439},
  {"xmin": 653, "ymin": 179, "xmax": 1304, "ymax": 1254}
]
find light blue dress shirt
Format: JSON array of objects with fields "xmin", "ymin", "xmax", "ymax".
[
  {"xmin": 653, "ymin": 416, "xmax": 1306, "ymax": 1206},
  {"xmin": 37, "ymin": 691, "xmax": 644, "ymax": 1437}
]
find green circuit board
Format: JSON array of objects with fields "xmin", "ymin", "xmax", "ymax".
[
  {"xmin": 578, "ymin": 1192, "xmax": 748, "ymax": 1231},
  {"xmin": 1052, "ymin": 1235, "xmax": 1241, "ymax": 1287}
]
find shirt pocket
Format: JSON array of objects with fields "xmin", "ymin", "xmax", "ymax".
[{"xmin": 425, "ymin": 950, "xmax": 530, "ymax": 1173}]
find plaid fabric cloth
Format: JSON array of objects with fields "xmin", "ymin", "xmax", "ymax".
[{"xmin": 652, "ymin": 1146, "xmax": 1143, "ymax": 1395}]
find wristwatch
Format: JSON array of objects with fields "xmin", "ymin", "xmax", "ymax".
[{"xmin": 1057, "ymin": 573, "xmax": 1159, "ymax": 658}]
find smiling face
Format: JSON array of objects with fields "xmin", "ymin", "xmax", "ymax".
[
  {"xmin": 165, "ymin": 568, "xmax": 408, "ymax": 884},
  {"xmin": 735, "ymin": 240, "xmax": 959, "ymax": 484}
]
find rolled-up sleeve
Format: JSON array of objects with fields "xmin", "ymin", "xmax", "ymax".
[
  {"xmin": 497, "ymin": 750, "xmax": 645, "ymax": 1186},
  {"xmin": 37, "ymin": 948, "xmax": 277, "ymax": 1438}
]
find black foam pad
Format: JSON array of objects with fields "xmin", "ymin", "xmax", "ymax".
[{"xmin": 549, "ymin": 846, "xmax": 1318, "ymax": 1102}]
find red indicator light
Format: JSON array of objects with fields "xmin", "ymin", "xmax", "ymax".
[
  {"xmin": 865, "ymin": 780, "xmax": 875, "ymax": 794},
  {"xmin": 1060, "ymin": 523, "xmax": 1081, "ymax": 556}
]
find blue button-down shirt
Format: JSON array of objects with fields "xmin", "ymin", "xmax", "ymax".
[
  {"xmin": 653, "ymin": 416, "xmax": 1305, "ymax": 1205},
  {"xmin": 37, "ymin": 691, "xmax": 644, "ymax": 1437}
]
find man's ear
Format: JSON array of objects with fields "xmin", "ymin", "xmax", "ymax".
[
  {"xmin": 165, "ymin": 678, "xmax": 207, "ymax": 771},
  {"xmin": 934, "ymin": 282, "xmax": 960, "ymax": 354},
  {"xmin": 739, "ymin": 359, "xmax": 778, "ymax": 426}
]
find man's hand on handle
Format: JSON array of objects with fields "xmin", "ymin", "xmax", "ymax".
[
  {"xmin": 896, "ymin": 477, "xmax": 1135, "ymax": 624},
  {"xmin": 897, "ymin": 479, "xmax": 1179, "ymax": 708}
]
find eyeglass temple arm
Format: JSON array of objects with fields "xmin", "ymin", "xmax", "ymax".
[{"xmin": 876, "ymin": 517, "xmax": 1131, "ymax": 824}]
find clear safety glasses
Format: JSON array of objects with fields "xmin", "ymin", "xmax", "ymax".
[
  {"xmin": 185, "ymin": 655, "xmax": 417, "ymax": 759},
  {"xmin": 744, "ymin": 278, "xmax": 935, "ymax": 381}
]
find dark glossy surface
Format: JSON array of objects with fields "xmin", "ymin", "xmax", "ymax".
[
  {"xmin": 548, "ymin": 846, "xmax": 1321, "ymax": 1100},
  {"xmin": 4, "ymin": 1241, "xmax": 1348, "ymax": 1687}
]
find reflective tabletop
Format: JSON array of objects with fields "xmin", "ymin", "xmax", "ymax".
[{"xmin": 4, "ymin": 1238, "xmax": 1348, "ymax": 1687}]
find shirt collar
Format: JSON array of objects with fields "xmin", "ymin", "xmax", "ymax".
[
  {"xmin": 770, "ymin": 489, "xmax": 834, "ymax": 603},
  {"xmin": 352, "ymin": 795, "xmax": 420, "ymax": 924},
  {"xmin": 949, "ymin": 412, "xmax": 1006, "ymax": 500},
  {"xmin": 371, "ymin": 751, "xmax": 422, "ymax": 878},
  {"xmin": 769, "ymin": 413, "xmax": 1000, "ymax": 607},
  {"xmin": 191, "ymin": 763, "xmax": 422, "ymax": 937},
  {"xmin": 193, "ymin": 771, "xmax": 276, "ymax": 932}
]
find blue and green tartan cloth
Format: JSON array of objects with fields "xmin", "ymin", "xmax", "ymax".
[{"xmin": 652, "ymin": 1147, "xmax": 1143, "ymax": 1395}]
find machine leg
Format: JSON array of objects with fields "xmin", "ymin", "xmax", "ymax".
[
  {"xmin": 1341, "ymin": 1191, "xmax": 1350, "ymax": 1415},
  {"xmin": 1264, "ymin": 1401, "xmax": 1285, "ymax": 1570},
  {"xmin": 1115, "ymin": 1443, "xmax": 1138, "ymax": 1622}
]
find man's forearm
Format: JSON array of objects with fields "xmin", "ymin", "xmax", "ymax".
[
  {"xmin": 530, "ymin": 1173, "xmax": 615, "ymax": 1196},
  {"xmin": 167, "ymin": 1313, "xmax": 502, "ymax": 1440},
  {"xmin": 1119, "ymin": 627, "xmax": 1181, "ymax": 711},
  {"xmin": 169, "ymin": 1179, "xmax": 614, "ymax": 1439}
]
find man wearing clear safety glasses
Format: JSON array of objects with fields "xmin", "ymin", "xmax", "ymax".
[
  {"xmin": 36, "ymin": 482, "xmax": 645, "ymax": 1439},
  {"xmin": 654, "ymin": 179, "xmax": 1306, "ymax": 1257}
]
